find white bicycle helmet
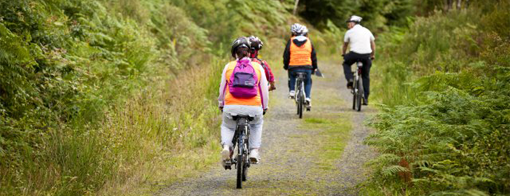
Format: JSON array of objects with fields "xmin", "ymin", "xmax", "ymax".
[
  {"xmin": 290, "ymin": 23, "xmax": 307, "ymax": 36},
  {"xmin": 347, "ymin": 15, "xmax": 362, "ymax": 24},
  {"xmin": 302, "ymin": 26, "xmax": 309, "ymax": 35}
]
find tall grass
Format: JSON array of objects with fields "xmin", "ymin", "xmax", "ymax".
[{"xmin": 0, "ymin": 0, "xmax": 301, "ymax": 194}]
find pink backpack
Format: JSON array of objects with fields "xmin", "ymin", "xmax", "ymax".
[{"xmin": 229, "ymin": 58, "xmax": 259, "ymax": 98}]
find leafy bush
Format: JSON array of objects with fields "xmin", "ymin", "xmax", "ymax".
[{"xmin": 366, "ymin": 70, "xmax": 510, "ymax": 195}]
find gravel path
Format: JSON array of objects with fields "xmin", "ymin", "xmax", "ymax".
[{"xmin": 157, "ymin": 62, "xmax": 377, "ymax": 195}]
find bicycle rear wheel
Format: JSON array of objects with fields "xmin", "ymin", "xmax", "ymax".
[
  {"xmin": 236, "ymin": 154, "xmax": 243, "ymax": 188},
  {"xmin": 298, "ymin": 93, "xmax": 304, "ymax": 119},
  {"xmin": 356, "ymin": 78, "xmax": 362, "ymax": 112},
  {"xmin": 352, "ymin": 76, "xmax": 357, "ymax": 110},
  {"xmin": 236, "ymin": 133, "xmax": 244, "ymax": 189},
  {"xmin": 296, "ymin": 89, "xmax": 300, "ymax": 115},
  {"xmin": 352, "ymin": 87, "xmax": 356, "ymax": 110}
]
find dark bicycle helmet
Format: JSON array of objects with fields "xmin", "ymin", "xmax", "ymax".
[
  {"xmin": 248, "ymin": 36, "xmax": 263, "ymax": 51},
  {"xmin": 231, "ymin": 37, "xmax": 251, "ymax": 58}
]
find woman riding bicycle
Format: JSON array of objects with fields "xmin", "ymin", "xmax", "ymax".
[
  {"xmin": 218, "ymin": 37, "xmax": 269, "ymax": 165},
  {"xmin": 283, "ymin": 23, "xmax": 318, "ymax": 110}
]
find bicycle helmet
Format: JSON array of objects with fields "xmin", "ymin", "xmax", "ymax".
[
  {"xmin": 346, "ymin": 15, "xmax": 362, "ymax": 24},
  {"xmin": 231, "ymin": 37, "xmax": 251, "ymax": 58},
  {"xmin": 290, "ymin": 23, "xmax": 307, "ymax": 36},
  {"xmin": 248, "ymin": 36, "xmax": 263, "ymax": 51},
  {"xmin": 302, "ymin": 26, "xmax": 309, "ymax": 36}
]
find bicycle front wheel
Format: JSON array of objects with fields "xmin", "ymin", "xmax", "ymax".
[{"xmin": 242, "ymin": 157, "xmax": 248, "ymax": 181}]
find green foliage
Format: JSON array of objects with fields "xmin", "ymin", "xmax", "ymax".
[
  {"xmin": 364, "ymin": 2, "xmax": 510, "ymax": 195},
  {"xmin": 366, "ymin": 71, "xmax": 510, "ymax": 195},
  {"xmin": 0, "ymin": 0, "xmax": 297, "ymax": 195},
  {"xmin": 297, "ymin": 0, "xmax": 414, "ymax": 30}
]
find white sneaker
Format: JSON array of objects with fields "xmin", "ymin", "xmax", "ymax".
[
  {"xmin": 305, "ymin": 98, "xmax": 311, "ymax": 111},
  {"xmin": 221, "ymin": 145, "xmax": 231, "ymax": 161},
  {"xmin": 249, "ymin": 149, "xmax": 260, "ymax": 164},
  {"xmin": 289, "ymin": 90, "xmax": 295, "ymax": 99}
]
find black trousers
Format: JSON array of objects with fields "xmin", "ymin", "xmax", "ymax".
[{"xmin": 342, "ymin": 52, "xmax": 372, "ymax": 99}]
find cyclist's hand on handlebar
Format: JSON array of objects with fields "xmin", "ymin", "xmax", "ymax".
[
  {"xmin": 219, "ymin": 107, "xmax": 223, "ymax": 113},
  {"xmin": 263, "ymin": 109, "xmax": 267, "ymax": 115},
  {"xmin": 370, "ymin": 55, "xmax": 375, "ymax": 60}
]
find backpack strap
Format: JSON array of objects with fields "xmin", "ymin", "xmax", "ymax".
[{"xmin": 255, "ymin": 58, "xmax": 267, "ymax": 69}]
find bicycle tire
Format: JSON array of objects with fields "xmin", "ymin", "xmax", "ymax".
[
  {"xmin": 298, "ymin": 92, "xmax": 303, "ymax": 119},
  {"xmin": 352, "ymin": 82, "xmax": 356, "ymax": 110},
  {"xmin": 356, "ymin": 78, "xmax": 362, "ymax": 112},
  {"xmin": 236, "ymin": 131, "xmax": 244, "ymax": 189},
  {"xmin": 242, "ymin": 157, "xmax": 248, "ymax": 181},
  {"xmin": 296, "ymin": 89, "xmax": 300, "ymax": 115},
  {"xmin": 236, "ymin": 154, "xmax": 243, "ymax": 188}
]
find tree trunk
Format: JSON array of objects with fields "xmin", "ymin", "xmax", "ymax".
[
  {"xmin": 445, "ymin": 0, "xmax": 453, "ymax": 11},
  {"xmin": 293, "ymin": 0, "xmax": 300, "ymax": 15},
  {"xmin": 457, "ymin": 0, "xmax": 462, "ymax": 9}
]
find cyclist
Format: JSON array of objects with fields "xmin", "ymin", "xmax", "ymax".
[
  {"xmin": 283, "ymin": 23, "xmax": 318, "ymax": 110},
  {"xmin": 249, "ymin": 36, "xmax": 276, "ymax": 91},
  {"xmin": 341, "ymin": 15, "xmax": 376, "ymax": 105},
  {"xmin": 218, "ymin": 37, "xmax": 269, "ymax": 165}
]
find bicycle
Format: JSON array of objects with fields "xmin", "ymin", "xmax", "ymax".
[
  {"xmin": 294, "ymin": 72, "xmax": 308, "ymax": 118},
  {"xmin": 352, "ymin": 61, "xmax": 364, "ymax": 111},
  {"xmin": 223, "ymin": 115, "xmax": 253, "ymax": 189}
]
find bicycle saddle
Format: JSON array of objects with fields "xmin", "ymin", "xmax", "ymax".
[
  {"xmin": 296, "ymin": 72, "xmax": 307, "ymax": 77},
  {"xmin": 232, "ymin": 115, "xmax": 255, "ymax": 121}
]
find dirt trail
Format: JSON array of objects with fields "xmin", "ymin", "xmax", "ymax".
[{"xmin": 157, "ymin": 61, "xmax": 377, "ymax": 195}]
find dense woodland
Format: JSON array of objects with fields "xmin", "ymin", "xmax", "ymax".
[{"xmin": 1, "ymin": 0, "xmax": 509, "ymax": 195}]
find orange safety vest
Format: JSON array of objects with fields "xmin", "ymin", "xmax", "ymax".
[
  {"xmin": 224, "ymin": 61, "xmax": 263, "ymax": 106},
  {"xmin": 289, "ymin": 37, "xmax": 312, "ymax": 66}
]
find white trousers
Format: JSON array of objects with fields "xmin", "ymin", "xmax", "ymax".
[{"xmin": 221, "ymin": 105, "xmax": 263, "ymax": 149}]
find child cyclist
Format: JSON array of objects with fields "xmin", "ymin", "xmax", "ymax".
[
  {"xmin": 248, "ymin": 36, "xmax": 276, "ymax": 91},
  {"xmin": 283, "ymin": 23, "xmax": 318, "ymax": 110},
  {"xmin": 218, "ymin": 37, "xmax": 269, "ymax": 166}
]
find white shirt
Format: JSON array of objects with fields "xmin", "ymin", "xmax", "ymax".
[{"xmin": 344, "ymin": 24, "xmax": 375, "ymax": 54}]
